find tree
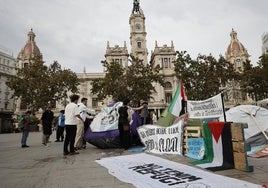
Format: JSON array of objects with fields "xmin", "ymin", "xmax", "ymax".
[
  {"xmin": 173, "ymin": 51, "xmax": 237, "ymax": 100},
  {"xmin": 241, "ymin": 54, "xmax": 268, "ymax": 101},
  {"xmin": 6, "ymin": 56, "xmax": 79, "ymax": 111},
  {"xmin": 91, "ymin": 55, "xmax": 164, "ymax": 105}
]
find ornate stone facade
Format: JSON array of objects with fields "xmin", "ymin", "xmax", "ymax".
[
  {"xmin": 223, "ymin": 29, "xmax": 253, "ymax": 108},
  {"xmin": 15, "ymin": 29, "xmax": 43, "ymax": 113},
  {"xmin": 149, "ymin": 41, "xmax": 177, "ymax": 112},
  {"xmin": 225, "ymin": 29, "xmax": 249, "ymax": 73},
  {"xmin": 75, "ymin": 1, "xmax": 177, "ymax": 115},
  {"xmin": 262, "ymin": 32, "xmax": 268, "ymax": 55},
  {"xmin": 0, "ymin": 47, "xmax": 16, "ymax": 133}
]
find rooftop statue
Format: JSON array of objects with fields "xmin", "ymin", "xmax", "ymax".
[{"xmin": 132, "ymin": 0, "xmax": 141, "ymax": 14}]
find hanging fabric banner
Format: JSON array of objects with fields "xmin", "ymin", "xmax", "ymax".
[{"xmin": 187, "ymin": 93, "xmax": 224, "ymax": 119}]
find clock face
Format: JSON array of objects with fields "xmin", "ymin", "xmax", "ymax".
[{"xmin": 135, "ymin": 23, "xmax": 141, "ymax": 30}]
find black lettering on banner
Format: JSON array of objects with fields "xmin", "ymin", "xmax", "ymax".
[
  {"xmin": 159, "ymin": 176, "xmax": 185, "ymax": 186},
  {"xmin": 168, "ymin": 127, "xmax": 179, "ymax": 134},
  {"xmin": 108, "ymin": 114, "xmax": 114, "ymax": 124},
  {"xmin": 129, "ymin": 163, "xmax": 162, "ymax": 174},
  {"xmin": 145, "ymin": 129, "xmax": 155, "ymax": 136},
  {"xmin": 158, "ymin": 137, "xmax": 178, "ymax": 152},
  {"xmin": 129, "ymin": 163, "xmax": 202, "ymax": 186},
  {"xmin": 140, "ymin": 131, "xmax": 146, "ymax": 139},
  {"xmin": 145, "ymin": 139, "xmax": 154, "ymax": 150},
  {"xmin": 156, "ymin": 128, "xmax": 166, "ymax": 134},
  {"xmin": 159, "ymin": 138, "xmax": 164, "ymax": 152}
]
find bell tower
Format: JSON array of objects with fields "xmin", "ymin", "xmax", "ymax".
[{"xmin": 129, "ymin": 0, "xmax": 148, "ymax": 64}]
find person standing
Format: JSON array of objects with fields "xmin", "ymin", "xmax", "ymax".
[
  {"xmin": 75, "ymin": 97, "xmax": 95, "ymax": 150},
  {"xmin": 40, "ymin": 106, "xmax": 54, "ymax": 146},
  {"xmin": 118, "ymin": 98, "xmax": 131, "ymax": 149},
  {"xmin": 21, "ymin": 111, "xmax": 31, "ymax": 148},
  {"xmin": 133, "ymin": 99, "xmax": 150, "ymax": 125},
  {"xmin": 64, "ymin": 94, "xmax": 84, "ymax": 155},
  {"xmin": 55, "ymin": 110, "xmax": 65, "ymax": 142},
  {"xmin": 152, "ymin": 111, "xmax": 157, "ymax": 124}
]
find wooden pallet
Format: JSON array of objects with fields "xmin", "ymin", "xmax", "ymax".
[
  {"xmin": 231, "ymin": 123, "xmax": 253, "ymax": 172},
  {"xmin": 183, "ymin": 119, "xmax": 203, "ymax": 154}
]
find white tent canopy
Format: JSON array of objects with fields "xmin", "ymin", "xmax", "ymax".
[{"xmin": 219, "ymin": 105, "xmax": 268, "ymax": 140}]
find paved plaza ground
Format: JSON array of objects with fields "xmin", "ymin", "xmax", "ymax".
[{"xmin": 0, "ymin": 131, "xmax": 267, "ymax": 188}]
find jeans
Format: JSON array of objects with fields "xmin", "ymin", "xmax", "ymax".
[
  {"xmin": 64, "ymin": 125, "xmax": 77, "ymax": 153},
  {"xmin": 21, "ymin": 129, "xmax": 29, "ymax": 146},
  {"xmin": 56, "ymin": 126, "xmax": 65, "ymax": 141}
]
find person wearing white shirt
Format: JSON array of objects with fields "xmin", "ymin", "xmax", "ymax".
[
  {"xmin": 74, "ymin": 97, "xmax": 95, "ymax": 150},
  {"xmin": 63, "ymin": 94, "xmax": 83, "ymax": 156}
]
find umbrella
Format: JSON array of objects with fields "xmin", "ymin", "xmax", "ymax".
[{"xmin": 219, "ymin": 105, "xmax": 268, "ymax": 140}]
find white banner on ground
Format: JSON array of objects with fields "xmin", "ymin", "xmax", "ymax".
[
  {"xmin": 96, "ymin": 153, "xmax": 261, "ymax": 188},
  {"xmin": 137, "ymin": 120, "xmax": 184, "ymax": 155},
  {"xmin": 188, "ymin": 93, "xmax": 224, "ymax": 119}
]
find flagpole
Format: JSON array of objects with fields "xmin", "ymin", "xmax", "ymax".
[{"xmin": 221, "ymin": 93, "xmax": 226, "ymax": 122}]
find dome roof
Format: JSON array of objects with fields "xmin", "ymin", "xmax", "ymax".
[
  {"xmin": 226, "ymin": 29, "xmax": 248, "ymax": 57},
  {"xmin": 18, "ymin": 29, "xmax": 42, "ymax": 59}
]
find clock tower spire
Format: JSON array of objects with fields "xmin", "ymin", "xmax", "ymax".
[{"xmin": 129, "ymin": 0, "xmax": 148, "ymax": 65}]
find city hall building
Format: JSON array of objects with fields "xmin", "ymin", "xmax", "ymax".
[{"xmin": 15, "ymin": 1, "xmax": 252, "ymax": 117}]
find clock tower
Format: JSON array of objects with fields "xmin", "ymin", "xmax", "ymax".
[{"xmin": 129, "ymin": 0, "xmax": 148, "ymax": 65}]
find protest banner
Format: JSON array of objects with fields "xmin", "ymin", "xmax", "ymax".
[
  {"xmin": 137, "ymin": 120, "xmax": 184, "ymax": 155},
  {"xmin": 187, "ymin": 93, "xmax": 224, "ymax": 119}
]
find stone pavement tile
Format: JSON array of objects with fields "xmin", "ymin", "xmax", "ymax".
[{"xmin": 1, "ymin": 132, "xmax": 267, "ymax": 188}]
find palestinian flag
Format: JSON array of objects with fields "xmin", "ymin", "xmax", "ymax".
[
  {"xmin": 156, "ymin": 109, "xmax": 177, "ymax": 127},
  {"xmin": 168, "ymin": 80, "xmax": 187, "ymax": 117},
  {"xmin": 191, "ymin": 121, "xmax": 234, "ymax": 171},
  {"xmin": 157, "ymin": 80, "xmax": 187, "ymax": 127}
]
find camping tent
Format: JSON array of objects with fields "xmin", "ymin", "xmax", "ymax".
[
  {"xmin": 219, "ymin": 105, "xmax": 268, "ymax": 140},
  {"xmin": 84, "ymin": 102, "xmax": 142, "ymax": 149}
]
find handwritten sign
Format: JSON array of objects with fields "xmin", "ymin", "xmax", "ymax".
[
  {"xmin": 137, "ymin": 120, "xmax": 184, "ymax": 155},
  {"xmin": 185, "ymin": 138, "xmax": 205, "ymax": 160},
  {"xmin": 187, "ymin": 93, "xmax": 224, "ymax": 119}
]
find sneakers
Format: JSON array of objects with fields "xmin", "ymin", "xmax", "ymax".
[
  {"xmin": 21, "ymin": 145, "xmax": 29, "ymax": 148},
  {"xmin": 55, "ymin": 140, "xmax": 60, "ymax": 142}
]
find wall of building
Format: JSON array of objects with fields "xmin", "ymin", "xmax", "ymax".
[{"xmin": 0, "ymin": 47, "xmax": 16, "ymax": 133}]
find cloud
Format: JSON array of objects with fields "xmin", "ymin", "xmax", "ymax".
[{"xmin": 0, "ymin": 0, "xmax": 267, "ymax": 73}]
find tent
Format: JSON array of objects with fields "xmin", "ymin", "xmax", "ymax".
[
  {"xmin": 84, "ymin": 102, "xmax": 142, "ymax": 149},
  {"xmin": 219, "ymin": 105, "xmax": 268, "ymax": 141}
]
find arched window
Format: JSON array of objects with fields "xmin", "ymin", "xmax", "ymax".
[{"xmin": 164, "ymin": 82, "xmax": 172, "ymax": 90}]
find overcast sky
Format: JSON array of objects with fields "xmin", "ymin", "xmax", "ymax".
[{"xmin": 0, "ymin": 0, "xmax": 267, "ymax": 73}]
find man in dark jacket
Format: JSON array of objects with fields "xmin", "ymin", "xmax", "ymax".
[{"xmin": 41, "ymin": 106, "xmax": 54, "ymax": 146}]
